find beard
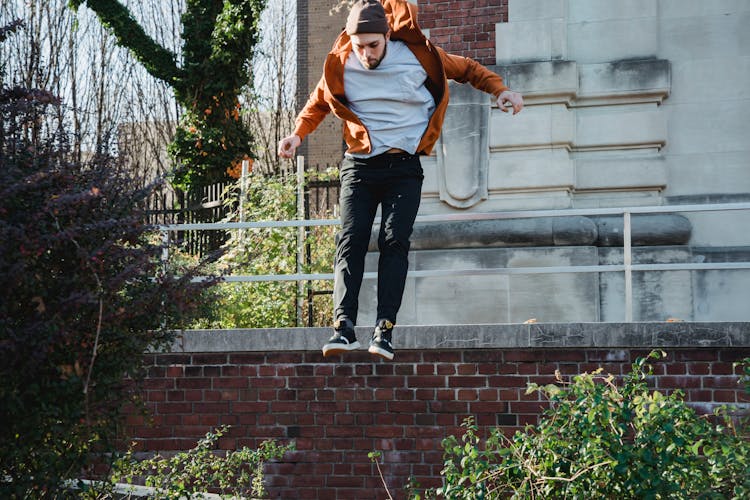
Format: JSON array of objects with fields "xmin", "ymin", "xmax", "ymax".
[{"xmin": 360, "ymin": 44, "xmax": 387, "ymax": 70}]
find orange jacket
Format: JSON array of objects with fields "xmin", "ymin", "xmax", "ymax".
[{"xmin": 293, "ymin": 0, "xmax": 508, "ymax": 156}]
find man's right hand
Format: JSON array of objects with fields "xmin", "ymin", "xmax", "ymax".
[{"xmin": 278, "ymin": 134, "xmax": 301, "ymax": 159}]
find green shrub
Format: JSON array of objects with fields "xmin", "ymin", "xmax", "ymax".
[
  {"xmin": 193, "ymin": 171, "xmax": 337, "ymax": 328},
  {"xmin": 110, "ymin": 426, "xmax": 294, "ymax": 498},
  {"xmin": 0, "ymin": 23, "xmax": 211, "ymax": 496},
  {"xmin": 431, "ymin": 352, "xmax": 750, "ymax": 499}
]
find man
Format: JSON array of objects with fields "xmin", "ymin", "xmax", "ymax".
[{"xmin": 278, "ymin": 0, "xmax": 523, "ymax": 360}]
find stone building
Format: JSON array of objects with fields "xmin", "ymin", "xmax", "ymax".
[{"xmin": 297, "ymin": 0, "xmax": 750, "ymax": 325}]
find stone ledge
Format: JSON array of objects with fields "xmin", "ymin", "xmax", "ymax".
[{"xmin": 171, "ymin": 322, "xmax": 750, "ymax": 353}]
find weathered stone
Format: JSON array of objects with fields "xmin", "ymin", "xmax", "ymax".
[
  {"xmin": 171, "ymin": 322, "xmax": 750, "ymax": 352},
  {"xmin": 592, "ymin": 214, "xmax": 692, "ymax": 246},
  {"xmin": 435, "ymin": 82, "xmax": 489, "ymax": 208},
  {"xmin": 359, "ymin": 246, "xmax": 600, "ymax": 325},
  {"xmin": 598, "ymin": 246, "xmax": 694, "ymax": 322},
  {"xmin": 367, "ymin": 216, "xmax": 596, "ymax": 251}
]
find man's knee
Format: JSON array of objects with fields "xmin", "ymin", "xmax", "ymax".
[{"xmin": 378, "ymin": 232, "xmax": 410, "ymax": 255}]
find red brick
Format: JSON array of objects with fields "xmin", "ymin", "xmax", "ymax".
[
  {"xmin": 327, "ymin": 376, "xmax": 366, "ymax": 387},
  {"xmin": 423, "ymin": 351, "xmax": 461, "ymax": 363},
  {"xmin": 457, "ymin": 389, "xmax": 478, "ymax": 401},
  {"xmin": 192, "ymin": 402, "xmax": 229, "ymax": 414},
  {"xmin": 165, "ymin": 365, "xmax": 184, "ymax": 377},
  {"xmin": 218, "ymin": 365, "xmax": 239, "ymax": 376},
  {"xmin": 192, "ymin": 354, "xmax": 227, "ymax": 365},
  {"xmin": 167, "ymin": 390, "xmax": 184, "ymax": 401},
  {"xmin": 719, "ymin": 349, "xmax": 750, "ymax": 362},
  {"xmin": 349, "ymin": 401, "xmax": 388, "ymax": 413},
  {"xmin": 288, "ymin": 376, "xmax": 325, "ymax": 388},
  {"xmin": 259, "ymin": 365, "xmax": 276, "ymax": 376},
  {"xmin": 435, "ymin": 364, "xmax": 455, "ymax": 375},
  {"xmin": 366, "ymin": 376, "xmax": 404, "ymax": 388},
  {"xmin": 704, "ymin": 376, "xmax": 741, "ymax": 388},
  {"xmin": 429, "ymin": 401, "xmax": 468, "ymax": 413},
  {"xmin": 156, "ymin": 402, "xmax": 191, "ymax": 414},
  {"xmin": 675, "ymin": 350, "xmax": 718, "ymax": 362},
  {"xmin": 144, "ymin": 378, "xmax": 174, "ymax": 390},
  {"xmin": 504, "ymin": 351, "xmax": 547, "ymax": 362},
  {"xmin": 408, "ymin": 375, "xmax": 447, "ymax": 387},
  {"xmin": 327, "ymin": 426, "xmax": 364, "ymax": 438},
  {"xmin": 510, "ymin": 401, "xmax": 549, "ymax": 414},
  {"xmin": 310, "ymin": 401, "xmax": 346, "ymax": 413},
  {"xmin": 449, "ymin": 373, "xmax": 486, "ymax": 390},
  {"xmin": 235, "ymin": 401, "xmax": 271, "ymax": 413},
  {"xmin": 711, "ymin": 363, "xmax": 737, "ymax": 375},
  {"xmin": 238, "ymin": 365, "xmax": 257, "ymax": 376},
  {"xmin": 213, "ymin": 377, "xmax": 249, "ymax": 389},
  {"xmin": 389, "ymin": 401, "xmax": 428, "ymax": 413},
  {"xmin": 148, "ymin": 391, "xmax": 166, "ymax": 402},
  {"xmin": 395, "ymin": 364, "xmax": 415, "ymax": 375},
  {"xmin": 268, "ymin": 352, "xmax": 305, "ymax": 364},
  {"xmin": 374, "ymin": 388, "xmax": 394, "ymax": 400},
  {"xmin": 229, "ymin": 353, "xmax": 267, "ymax": 364},
  {"xmin": 365, "ymin": 426, "xmax": 403, "ymax": 439},
  {"xmin": 666, "ymin": 363, "xmax": 688, "ymax": 375},
  {"xmin": 203, "ymin": 366, "xmax": 221, "ymax": 377},
  {"xmin": 713, "ymin": 390, "xmax": 738, "ymax": 403},
  {"xmin": 488, "ymin": 375, "xmax": 527, "ymax": 388},
  {"xmin": 470, "ymin": 401, "xmax": 509, "ymax": 413},
  {"xmin": 176, "ymin": 378, "xmax": 210, "ymax": 389},
  {"xmin": 156, "ymin": 354, "xmax": 191, "ymax": 365},
  {"xmin": 417, "ymin": 364, "xmax": 435, "ymax": 375}
]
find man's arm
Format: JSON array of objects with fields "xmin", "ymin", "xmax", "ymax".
[
  {"xmin": 279, "ymin": 75, "xmax": 331, "ymax": 158},
  {"xmin": 439, "ymin": 48, "xmax": 524, "ymax": 114}
]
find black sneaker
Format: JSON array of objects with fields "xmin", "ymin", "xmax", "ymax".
[
  {"xmin": 368, "ymin": 319, "xmax": 394, "ymax": 361},
  {"xmin": 322, "ymin": 318, "xmax": 360, "ymax": 357}
]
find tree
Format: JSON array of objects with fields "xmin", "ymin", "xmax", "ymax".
[{"xmin": 68, "ymin": 0, "xmax": 267, "ymax": 190}]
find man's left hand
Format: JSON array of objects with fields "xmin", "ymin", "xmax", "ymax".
[{"xmin": 497, "ymin": 90, "xmax": 524, "ymax": 115}]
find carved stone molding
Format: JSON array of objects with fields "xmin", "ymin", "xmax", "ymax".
[{"xmin": 435, "ymin": 82, "xmax": 490, "ymax": 209}]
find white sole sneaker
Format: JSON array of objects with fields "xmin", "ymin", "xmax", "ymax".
[
  {"xmin": 368, "ymin": 344, "xmax": 394, "ymax": 361},
  {"xmin": 322, "ymin": 340, "xmax": 361, "ymax": 357}
]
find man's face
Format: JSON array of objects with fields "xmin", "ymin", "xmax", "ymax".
[{"xmin": 350, "ymin": 32, "xmax": 390, "ymax": 70}]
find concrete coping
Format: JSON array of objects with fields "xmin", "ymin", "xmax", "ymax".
[{"xmin": 170, "ymin": 322, "xmax": 750, "ymax": 353}]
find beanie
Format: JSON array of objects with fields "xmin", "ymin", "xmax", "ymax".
[{"xmin": 346, "ymin": 0, "xmax": 389, "ymax": 35}]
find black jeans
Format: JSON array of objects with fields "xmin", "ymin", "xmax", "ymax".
[{"xmin": 334, "ymin": 152, "xmax": 423, "ymax": 325}]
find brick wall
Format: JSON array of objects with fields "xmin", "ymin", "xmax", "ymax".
[
  {"xmin": 418, "ymin": 0, "xmax": 507, "ymax": 65},
  {"xmin": 125, "ymin": 346, "xmax": 749, "ymax": 499}
]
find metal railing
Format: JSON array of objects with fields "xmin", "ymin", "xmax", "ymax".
[{"xmin": 160, "ymin": 200, "xmax": 750, "ymax": 323}]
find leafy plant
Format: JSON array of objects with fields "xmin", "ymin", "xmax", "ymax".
[
  {"xmin": 0, "ymin": 23, "xmax": 212, "ymax": 496},
  {"xmin": 426, "ymin": 351, "xmax": 750, "ymax": 499},
  {"xmin": 192, "ymin": 172, "xmax": 337, "ymax": 328},
  {"xmin": 111, "ymin": 426, "xmax": 294, "ymax": 498}
]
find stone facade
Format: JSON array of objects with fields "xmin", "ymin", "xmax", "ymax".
[{"xmin": 298, "ymin": 1, "xmax": 750, "ymax": 324}]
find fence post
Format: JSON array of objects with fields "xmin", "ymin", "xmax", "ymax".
[
  {"xmin": 239, "ymin": 159, "xmax": 250, "ymax": 240},
  {"xmin": 296, "ymin": 156, "xmax": 305, "ymax": 327},
  {"xmin": 624, "ymin": 211, "xmax": 633, "ymax": 322}
]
